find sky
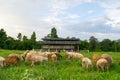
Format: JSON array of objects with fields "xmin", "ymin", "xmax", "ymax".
[{"xmin": 0, "ymin": 0, "xmax": 120, "ymax": 41}]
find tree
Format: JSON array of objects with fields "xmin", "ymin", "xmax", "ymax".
[
  {"xmin": 30, "ymin": 32, "xmax": 36, "ymax": 49},
  {"xmin": 4, "ymin": 36, "xmax": 17, "ymax": 49},
  {"xmin": 116, "ymin": 39, "xmax": 120, "ymax": 52},
  {"xmin": 51, "ymin": 27, "xmax": 58, "ymax": 38},
  {"xmin": 17, "ymin": 33, "xmax": 22, "ymax": 41},
  {"xmin": 89, "ymin": 36, "xmax": 98, "ymax": 51},
  {"xmin": 100, "ymin": 39, "xmax": 112, "ymax": 51},
  {"xmin": 0, "ymin": 28, "xmax": 7, "ymax": 48},
  {"xmin": 79, "ymin": 40, "xmax": 89, "ymax": 50},
  {"xmin": 23, "ymin": 35, "xmax": 28, "ymax": 41}
]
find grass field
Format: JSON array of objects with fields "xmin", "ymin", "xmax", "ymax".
[{"xmin": 0, "ymin": 49, "xmax": 120, "ymax": 80}]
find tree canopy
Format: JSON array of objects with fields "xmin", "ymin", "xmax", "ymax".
[{"xmin": 0, "ymin": 28, "xmax": 120, "ymax": 52}]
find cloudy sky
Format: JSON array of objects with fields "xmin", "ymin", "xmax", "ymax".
[{"xmin": 0, "ymin": 0, "xmax": 120, "ymax": 41}]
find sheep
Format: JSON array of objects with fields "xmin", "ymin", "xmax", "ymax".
[
  {"xmin": 101, "ymin": 54, "xmax": 113, "ymax": 66},
  {"xmin": 65, "ymin": 52, "xmax": 74, "ymax": 59},
  {"xmin": 52, "ymin": 52, "xmax": 62, "ymax": 60},
  {"xmin": 29, "ymin": 55, "xmax": 48, "ymax": 67},
  {"xmin": 23, "ymin": 50, "xmax": 48, "ymax": 67},
  {"xmin": 96, "ymin": 58, "xmax": 109, "ymax": 71},
  {"xmin": 51, "ymin": 54, "xmax": 57, "ymax": 61},
  {"xmin": 8, "ymin": 53, "xmax": 23, "ymax": 61},
  {"xmin": 46, "ymin": 52, "xmax": 57, "ymax": 61},
  {"xmin": 0, "ymin": 56, "xmax": 5, "ymax": 67},
  {"xmin": 4, "ymin": 56, "xmax": 20, "ymax": 67},
  {"xmin": 72, "ymin": 53, "xmax": 84, "ymax": 60},
  {"xmin": 82, "ymin": 57, "xmax": 93, "ymax": 69},
  {"xmin": 92, "ymin": 54, "xmax": 101, "ymax": 64}
]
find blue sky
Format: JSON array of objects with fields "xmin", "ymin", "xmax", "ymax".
[{"xmin": 0, "ymin": 0, "xmax": 120, "ymax": 41}]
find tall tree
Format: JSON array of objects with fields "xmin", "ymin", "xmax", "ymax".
[
  {"xmin": 30, "ymin": 32, "xmax": 36, "ymax": 48},
  {"xmin": 89, "ymin": 36, "xmax": 98, "ymax": 51},
  {"xmin": 100, "ymin": 39, "xmax": 112, "ymax": 51},
  {"xmin": 17, "ymin": 33, "xmax": 22, "ymax": 41},
  {"xmin": 0, "ymin": 28, "xmax": 7, "ymax": 48},
  {"xmin": 116, "ymin": 39, "xmax": 120, "ymax": 52},
  {"xmin": 23, "ymin": 35, "xmax": 28, "ymax": 41},
  {"xmin": 51, "ymin": 27, "xmax": 58, "ymax": 38}
]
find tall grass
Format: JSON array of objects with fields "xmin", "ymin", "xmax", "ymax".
[{"xmin": 0, "ymin": 50, "xmax": 120, "ymax": 80}]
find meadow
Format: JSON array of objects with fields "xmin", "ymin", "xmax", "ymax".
[{"xmin": 0, "ymin": 49, "xmax": 120, "ymax": 80}]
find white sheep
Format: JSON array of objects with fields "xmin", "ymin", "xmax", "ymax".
[
  {"xmin": 23, "ymin": 51, "xmax": 48, "ymax": 67},
  {"xmin": 96, "ymin": 58, "xmax": 109, "ymax": 71},
  {"xmin": 30, "ymin": 55, "xmax": 48, "ymax": 67},
  {"xmin": 82, "ymin": 57, "xmax": 93, "ymax": 69},
  {"xmin": 72, "ymin": 53, "xmax": 84, "ymax": 60},
  {"xmin": 65, "ymin": 52, "xmax": 74, "ymax": 59},
  {"xmin": 0, "ymin": 56, "xmax": 5, "ymax": 67}
]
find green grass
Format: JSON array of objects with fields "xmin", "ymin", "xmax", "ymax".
[{"xmin": 0, "ymin": 49, "xmax": 120, "ymax": 80}]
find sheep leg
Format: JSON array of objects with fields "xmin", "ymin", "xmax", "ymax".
[
  {"xmin": 31, "ymin": 61, "xmax": 34, "ymax": 67},
  {"xmin": 97, "ymin": 65, "xmax": 100, "ymax": 71},
  {"xmin": 101, "ymin": 66, "xmax": 104, "ymax": 71}
]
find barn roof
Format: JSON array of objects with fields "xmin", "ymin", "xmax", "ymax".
[{"xmin": 41, "ymin": 38, "xmax": 80, "ymax": 45}]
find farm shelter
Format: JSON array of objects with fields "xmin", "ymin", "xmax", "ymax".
[{"xmin": 41, "ymin": 38, "xmax": 80, "ymax": 51}]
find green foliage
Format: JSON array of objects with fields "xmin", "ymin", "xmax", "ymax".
[
  {"xmin": 46, "ymin": 27, "xmax": 58, "ymax": 38},
  {"xmin": 17, "ymin": 33, "xmax": 22, "ymax": 41},
  {"xmin": 51, "ymin": 27, "xmax": 58, "ymax": 38},
  {"xmin": 0, "ymin": 28, "xmax": 120, "ymax": 52},
  {"xmin": 100, "ymin": 39, "xmax": 112, "ymax": 51},
  {"xmin": 79, "ymin": 40, "xmax": 89, "ymax": 50},
  {"xmin": 0, "ymin": 28, "xmax": 7, "ymax": 48},
  {"xmin": 30, "ymin": 32, "xmax": 36, "ymax": 49},
  {"xmin": 89, "ymin": 36, "xmax": 99, "ymax": 51}
]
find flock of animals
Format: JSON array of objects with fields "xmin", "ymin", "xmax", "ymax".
[{"xmin": 0, "ymin": 50, "xmax": 113, "ymax": 71}]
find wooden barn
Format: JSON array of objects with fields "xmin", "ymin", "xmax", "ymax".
[{"xmin": 41, "ymin": 38, "xmax": 80, "ymax": 51}]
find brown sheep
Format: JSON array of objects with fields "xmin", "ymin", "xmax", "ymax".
[
  {"xmin": 52, "ymin": 52, "xmax": 62, "ymax": 60},
  {"xmin": 96, "ymin": 58, "xmax": 109, "ymax": 71},
  {"xmin": 51, "ymin": 54, "xmax": 57, "ymax": 61},
  {"xmin": 8, "ymin": 53, "xmax": 23, "ymax": 61},
  {"xmin": 4, "ymin": 56, "xmax": 19, "ymax": 67},
  {"xmin": 92, "ymin": 54, "xmax": 101, "ymax": 64},
  {"xmin": 101, "ymin": 54, "xmax": 113, "ymax": 66}
]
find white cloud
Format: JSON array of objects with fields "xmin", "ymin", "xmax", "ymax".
[
  {"xmin": 0, "ymin": 0, "xmax": 120, "ymax": 41},
  {"xmin": 65, "ymin": 14, "xmax": 80, "ymax": 19},
  {"xmin": 88, "ymin": 10, "xmax": 94, "ymax": 14}
]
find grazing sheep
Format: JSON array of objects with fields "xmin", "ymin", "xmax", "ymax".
[
  {"xmin": 51, "ymin": 54, "xmax": 57, "ymax": 61},
  {"xmin": 72, "ymin": 53, "xmax": 84, "ymax": 60},
  {"xmin": 23, "ymin": 50, "xmax": 48, "ymax": 67},
  {"xmin": 30, "ymin": 55, "xmax": 48, "ymax": 67},
  {"xmin": 92, "ymin": 54, "xmax": 101, "ymax": 64},
  {"xmin": 52, "ymin": 52, "xmax": 62, "ymax": 60},
  {"xmin": 96, "ymin": 58, "xmax": 109, "ymax": 71},
  {"xmin": 0, "ymin": 56, "xmax": 5, "ymax": 67},
  {"xmin": 4, "ymin": 56, "xmax": 19, "ymax": 67},
  {"xmin": 8, "ymin": 53, "xmax": 23, "ymax": 61},
  {"xmin": 65, "ymin": 52, "xmax": 74, "ymax": 59},
  {"xmin": 101, "ymin": 54, "xmax": 113, "ymax": 66},
  {"xmin": 82, "ymin": 57, "xmax": 92, "ymax": 69},
  {"xmin": 46, "ymin": 52, "xmax": 58, "ymax": 61}
]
